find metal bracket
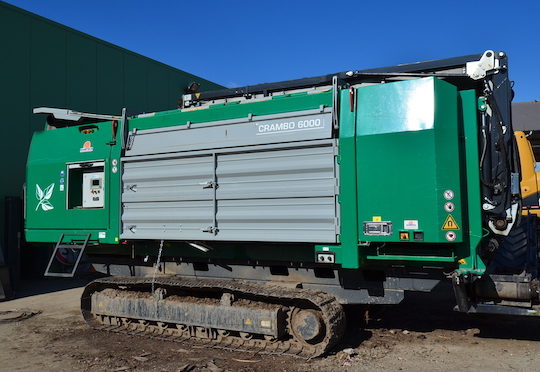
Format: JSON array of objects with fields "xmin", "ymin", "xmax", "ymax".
[
  {"xmin": 119, "ymin": 107, "xmax": 129, "ymax": 150},
  {"xmin": 126, "ymin": 128, "xmax": 137, "ymax": 151},
  {"xmin": 466, "ymin": 50, "xmax": 498, "ymax": 80},
  {"xmin": 33, "ymin": 107, "xmax": 122, "ymax": 122},
  {"xmin": 331, "ymin": 76, "xmax": 339, "ymax": 130}
]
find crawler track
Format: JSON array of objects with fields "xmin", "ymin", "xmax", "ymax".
[{"xmin": 81, "ymin": 276, "xmax": 346, "ymax": 358}]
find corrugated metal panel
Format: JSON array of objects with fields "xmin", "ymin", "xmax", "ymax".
[
  {"xmin": 122, "ymin": 156, "xmax": 214, "ymax": 203},
  {"xmin": 217, "ymin": 146, "xmax": 336, "ymax": 200},
  {"xmin": 125, "ymin": 109, "xmax": 333, "ymax": 156},
  {"xmin": 216, "ymin": 198, "xmax": 337, "ymax": 242},
  {"xmin": 122, "ymin": 201, "xmax": 214, "ymax": 240},
  {"xmin": 121, "ymin": 141, "xmax": 338, "ymax": 243}
]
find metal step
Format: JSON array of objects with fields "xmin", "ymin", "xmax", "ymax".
[
  {"xmin": 44, "ymin": 234, "xmax": 91, "ymax": 277},
  {"xmin": 465, "ymin": 303, "xmax": 540, "ymax": 317}
]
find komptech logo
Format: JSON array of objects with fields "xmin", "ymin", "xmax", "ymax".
[
  {"xmin": 35, "ymin": 183, "xmax": 55, "ymax": 211},
  {"xmin": 80, "ymin": 141, "xmax": 94, "ymax": 153}
]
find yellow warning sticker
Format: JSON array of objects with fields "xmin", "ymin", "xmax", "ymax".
[
  {"xmin": 441, "ymin": 215, "xmax": 460, "ymax": 230},
  {"xmin": 373, "ymin": 216, "xmax": 382, "ymax": 222}
]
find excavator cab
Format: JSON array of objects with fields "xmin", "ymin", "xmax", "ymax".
[{"xmin": 516, "ymin": 131, "xmax": 540, "ymax": 215}]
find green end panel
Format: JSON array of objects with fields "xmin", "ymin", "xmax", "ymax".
[
  {"xmin": 25, "ymin": 121, "xmax": 122, "ymax": 244},
  {"xmin": 356, "ymin": 77, "xmax": 462, "ymax": 243}
]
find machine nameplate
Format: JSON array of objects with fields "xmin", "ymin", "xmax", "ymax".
[{"xmin": 363, "ymin": 221, "xmax": 392, "ymax": 236}]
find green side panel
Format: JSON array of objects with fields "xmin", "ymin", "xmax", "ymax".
[
  {"xmin": 356, "ymin": 77, "xmax": 463, "ymax": 244},
  {"xmin": 124, "ymin": 56, "xmax": 149, "ymax": 110},
  {"xmin": 337, "ymin": 89, "xmax": 360, "ymax": 269},
  {"xmin": 30, "ymin": 19, "xmax": 68, "ymax": 132},
  {"xmin": 148, "ymin": 65, "xmax": 171, "ymax": 110},
  {"xmin": 66, "ymin": 32, "xmax": 97, "ymax": 112},
  {"xmin": 25, "ymin": 121, "xmax": 123, "ymax": 244},
  {"xmin": 0, "ymin": 5, "xmax": 31, "ymax": 241},
  {"xmin": 456, "ymin": 90, "xmax": 485, "ymax": 273},
  {"xmin": 96, "ymin": 44, "xmax": 124, "ymax": 113}
]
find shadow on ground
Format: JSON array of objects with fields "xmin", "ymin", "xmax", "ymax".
[
  {"xmin": 336, "ymin": 280, "xmax": 540, "ymax": 349},
  {"xmin": 6, "ymin": 273, "xmax": 103, "ymax": 300}
]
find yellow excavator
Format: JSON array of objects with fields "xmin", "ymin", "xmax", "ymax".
[{"xmin": 516, "ymin": 131, "xmax": 540, "ymax": 215}]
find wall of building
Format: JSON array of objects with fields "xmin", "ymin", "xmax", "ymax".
[
  {"xmin": 0, "ymin": 1, "xmax": 223, "ymax": 272},
  {"xmin": 513, "ymin": 101, "xmax": 540, "ymax": 160}
]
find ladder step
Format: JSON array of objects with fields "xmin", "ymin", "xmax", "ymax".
[
  {"xmin": 56, "ymin": 244, "xmax": 85, "ymax": 249},
  {"xmin": 44, "ymin": 233, "xmax": 92, "ymax": 278}
]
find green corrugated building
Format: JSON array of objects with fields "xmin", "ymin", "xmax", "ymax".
[{"xmin": 0, "ymin": 1, "xmax": 222, "ymax": 282}]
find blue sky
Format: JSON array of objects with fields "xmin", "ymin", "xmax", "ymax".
[{"xmin": 6, "ymin": 0, "xmax": 540, "ymax": 102}]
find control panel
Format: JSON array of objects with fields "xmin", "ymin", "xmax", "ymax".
[{"xmin": 82, "ymin": 172, "xmax": 104, "ymax": 208}]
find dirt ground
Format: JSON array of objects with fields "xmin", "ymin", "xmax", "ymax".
[{"xmin": 2, "ymin": 278, "xmax": 540, "ymax": 372}]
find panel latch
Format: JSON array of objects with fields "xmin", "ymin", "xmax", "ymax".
[
  {"xmin": 200, "ymin": 180, "xmax": 217, "ymax": 189},
  {"xmin": 201, "ymin": 226, "xmax": 218, "ymax": 235}
]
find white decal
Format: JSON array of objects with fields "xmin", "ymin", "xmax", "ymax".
[
  {"xmin": 404, "ymin": 220, "xmax": 419, "ymax": 230},
  {"xmin": 35, "ymin": 183, "xmax": 55, "ymax": 211},
  {"xmin": 256, "ymin": 117, "xmax": 325, "ymax": 135},
  {"xmin": 446, "ymin": 231, "xmax": 457, "ymax": 241},
  {"xmin": 443, "ymin": 190, "xmax": 454, "ymax": 200}
]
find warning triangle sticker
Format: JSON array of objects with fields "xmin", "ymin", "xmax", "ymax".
[{"xmin": 441, "ymin": 215, "xmax": 460, "ymax": 230}]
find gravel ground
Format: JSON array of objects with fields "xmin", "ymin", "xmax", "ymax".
[{"xmin": 1, "ymin": 278, "xmax": 540, "ymax": 371}]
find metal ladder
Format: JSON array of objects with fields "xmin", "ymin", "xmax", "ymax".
[{"xmin": 44, "ymin": 234, "xmax": 91, "ymax": 277}]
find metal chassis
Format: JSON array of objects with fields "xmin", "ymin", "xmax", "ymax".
[{"xmin": 89, "ymin": 256, "xmax": 443, "ymax": 305}]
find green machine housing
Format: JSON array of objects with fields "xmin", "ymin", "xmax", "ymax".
[
  {"xmin": 26, "ymin": 51, "xmax": 538, "ymax": 317},
  {"xmin": 27, "ymin": 79, "xmax": 467, "ymax": 262}
]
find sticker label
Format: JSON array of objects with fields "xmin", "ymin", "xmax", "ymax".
[
  {"xmin": 80, "ymin": 141, "xmax": 94, "ymax": 153},
  {"xmin": 443, "ymin": 190, "xmax": 454, "ymax": 200},
  {"xmin": 404, "ymin": 220, "xmax": 419, "ymax": 230},
  {"xmin": 400, "ymin": 232, "xmax": 410, "ymax": 240},
  {"xmin": 446, "ymin": 231, "xmax": 457, "ymax": 241},
  {"xmin": 444, "ymin": 202, "xmax": 455, "ymax": 212},
  {"xmin": 373, "ymin": 216, "xmax": 382, "ymax": 222},
  {"xmin": 99, "ymin": 232, "xmax": 106, "ymax": 239},
  {"xmin": 442, "ymin": 215, "xmax": 460, "ymax": 230}
]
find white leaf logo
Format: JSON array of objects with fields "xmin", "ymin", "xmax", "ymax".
[
  {"xmin": 36, "ymin": 184, "xmax": 43, "ymax": 200},
  {"xmin": 35, "ymin": 183, "xmax": 55, "ymax": 211}
]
